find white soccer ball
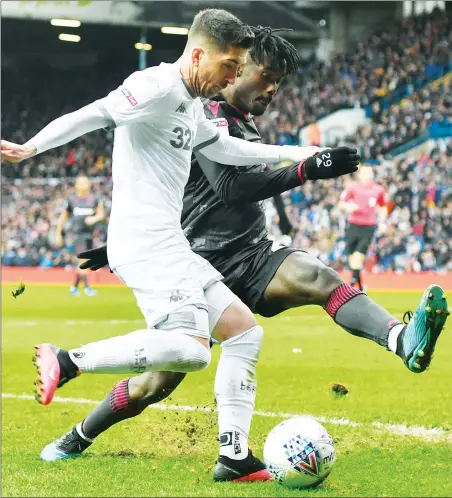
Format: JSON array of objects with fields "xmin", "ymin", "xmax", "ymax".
[{"xmin": 264, "ymin": 416, "xmax": 336, "ymax": 489}]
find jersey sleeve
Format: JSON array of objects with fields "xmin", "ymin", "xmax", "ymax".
[
  {"xmin": 193, "ymin": 101, "xmax": 221, "ymax": 152},
  {"xmin": 95, "ymin": 69, "xmax": 170, "ymax": 129}
]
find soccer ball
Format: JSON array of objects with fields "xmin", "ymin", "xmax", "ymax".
[{"xmin": 264, "ymin": 416, "xmax": 336, "ymax": 489}]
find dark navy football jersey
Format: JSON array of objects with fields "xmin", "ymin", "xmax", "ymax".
[
  {"xmin": 182, "ymin": 97, "xmax": 300, "ymax": 253},
  {"xmin": 65, "ymin": 194, "xmax": 101, "ymax": 235}
]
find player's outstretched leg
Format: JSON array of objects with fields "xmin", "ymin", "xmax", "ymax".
[
  {"xmin": 33, "ymin": 326, "xmax": 211, "ymax": 405},
  {"xmin": 393, "ymin": 284, "xmax": 449, "ymax": 373},
  {"xmin": 40, "ymin": 372, "xmax": 184, "ymax": 461},
  {"xmin": 263, "ymin": 252, "xmax": 449, "ymax": 373}
]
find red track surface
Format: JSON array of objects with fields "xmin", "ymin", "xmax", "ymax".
[{"xmin": 2, "ymin": 266, "xmax": 452, "ymax": 291}]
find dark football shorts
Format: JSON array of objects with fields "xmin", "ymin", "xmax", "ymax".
[
  {"xmin": 199, "ymin": 239, "xmax": 301, "ymax": 318},
  {"xmin": 75, "ymin": 234, "xmax": 94, "ymax": 256},
  {"xmin": 346, "ymin": 223, "xmax": 376, "ymax": 255}
]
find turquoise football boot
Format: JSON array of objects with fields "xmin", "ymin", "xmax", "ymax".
[
  {"xmin": 41, "ymin": 426, "xmax": 91, "ymax": 462},
  {"xmin": 397, "ymin": 284, "xmax": 449, "ymax": 373}
]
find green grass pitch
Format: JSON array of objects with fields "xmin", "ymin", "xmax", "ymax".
[{"xmin": 2, "ymin": 283, "xmax": 452, "ymax": 497}]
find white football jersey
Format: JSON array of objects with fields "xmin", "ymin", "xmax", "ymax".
[{"xmin": 95, "ymin": 63, "xmax": 220, "ymax": 269}]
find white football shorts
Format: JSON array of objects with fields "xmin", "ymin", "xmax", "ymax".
[{"xmin": 113, "ymin": 253, "xmax": 238, "ymax": 339}]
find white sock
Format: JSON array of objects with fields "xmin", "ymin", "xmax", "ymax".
[
  {"xmin": 68, "ymin": 329, "xmax": 210, "ymax": 374},
  {"xmin": 76, "ymin": 423, "xmax": 95, "ymax": 443},
  {"xmin": 387, "ymin": 323, "xmax": 405, "ymax": 353},
  {"xmin": 215, "ymin": 326, "xmax": 263, "ymax": 460}
]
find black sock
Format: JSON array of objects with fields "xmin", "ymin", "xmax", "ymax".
[
  {"xmin": 81, "ymin": 379, "xmax": 144, "ymax": 439},
  {"xmin": 81, "ymin": 275, "xmax": 88, "ymax": 288},
  {"xmin": 57, "ymin": 349, "xmax": 79, "ymax": 380},
  {"xmin": 325, "ymin": 283, "xmax": 400, "ymax": 348},
  {"xmin": 74, "ymin": 275, "xmax": 81, "ymax": 288}
]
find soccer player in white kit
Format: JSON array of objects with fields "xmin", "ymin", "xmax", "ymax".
[{"xmin": 2, "ymin": 9, "xmax": 324, "ymax": 481}]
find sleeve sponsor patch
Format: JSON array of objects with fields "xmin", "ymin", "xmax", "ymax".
[
  {"xmin": 121, "ymin": 87, "xmax": 138, "ymax": 106},
  {"xmin": 211, "ymin": 118, "xmax": 229, "ymax": 136}
]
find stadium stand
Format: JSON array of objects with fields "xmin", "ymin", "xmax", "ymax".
[{"xmin": 1, "ymin": 10, "xmax": 450, "ymax": 274}]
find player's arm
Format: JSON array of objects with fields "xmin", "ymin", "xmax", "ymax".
[
  {"xmin": 1, "ymin": 104, "xmax": 109, "ymax": 163},
  {"xmin": 378, "ymin": 205, "xmax": 388, "ymax": 223},
  {"xmin": 195, "ymin": 150, "xmax": 304, "ymax": 206},
  {"xmin": 1, "ymin": 70, "xmax": 163, "ymax": 164},
  {"xmin": 55, "ymin": 208, "xmax": 70, "ymax": 248},
  {"xmin": 377, "ymin": 188, "xmax": 389, "ymax": 227},
  {"xmin": 338, "ymin": 186, "xmax": 359, "ymax": 214},
  {"xmin": 85, "ymin": 201, "xmax": 106, "ymax": 226},
  {"xmin": 195, "ymin": 114, "xmax": 360, "ymax": 175},
  {"xmin": 272, "ymin": 194, "xmax": 294, "ymax": 236}
]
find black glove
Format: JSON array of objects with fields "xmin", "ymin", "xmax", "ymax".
[
  {"xmin": 78, "ymin": 245, "xmax": 109, "ymax": 271},
  {"xmin": 302, "ymin": 146, "xmax": 360, "ymax": 181}
]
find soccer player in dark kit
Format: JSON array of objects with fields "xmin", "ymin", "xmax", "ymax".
[
  {"xmin": 41, "ymin": 26, "xmax": 448, "ymax": 469},
  {"xmin": 55, "ymin": 174, "xmax": 105, "ymax": 296}
]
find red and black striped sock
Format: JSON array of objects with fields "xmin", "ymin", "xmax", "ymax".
[
  {"xmin": 81, "ymin": 379, "xmax": 144, "ymax": 439},
  {"xmin": 325, "ymin": 283, "xmax": 399, "ymax": 348}
]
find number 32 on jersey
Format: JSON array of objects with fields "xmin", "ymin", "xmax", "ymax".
[{"xmin": 170, "ymin": 126, "xmax": 193, "ymax": 151}]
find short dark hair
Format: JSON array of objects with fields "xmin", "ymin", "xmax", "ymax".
[
  {"xmin": 250, "ymin": 26, "xmax": 301, "ymax": 76},
  {"xmin": 189, "ymin": 9, "xmax": 254, "ymax": 50}
]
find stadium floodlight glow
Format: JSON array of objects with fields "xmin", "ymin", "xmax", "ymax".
[
  {"xmin": 161, "ymin": 26, "xmax": 189, "ymax": 35},
  {"xmin": 51, "ymin": 19, "xmax": 81, "ymax": 28},
  {"xmin": 135, "ymin": 42, "xmax": 152, "ymax": 51},
  {"xmin": 58, "ymin": 33, "xmax": 81, "ymax": 43}
]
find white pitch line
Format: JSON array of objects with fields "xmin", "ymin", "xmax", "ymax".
[{"xmin": 2, "ymin": 393, "xmax": 450, "ymax": 443}]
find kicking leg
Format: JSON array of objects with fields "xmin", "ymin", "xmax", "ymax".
[
  {"xmin": 40, "ymin": 371, "xmax": 185, "ymax": 461},
  {"xmin": 264, "ymin": 251, "xmax": 449, "ymax": 372},
  {"xmin": 34, "ymin": 258, "xmax": 213, "ymax": 405},
  {"xmin": 33, "ymin": 307, "xmax": 211, "ymax": 405}
]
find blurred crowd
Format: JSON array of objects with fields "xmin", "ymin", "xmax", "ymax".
[
  {"xmin": 256, "ymin": 9, "xmax": 451, "ymax": 147},
  {"xmin": 1, "ymin": 179, "xmax": 111, "ymax": 269},
  {"xmin": 353, "ymin": 77, "xmax": 451, "ymax": 161},
  {"xmin": 267, "ymin": 138, "xmax": 452, "ymax": 274},
  {"xmin": 1, "ymin": 11, "xmax": 451, "ymax": 273}
]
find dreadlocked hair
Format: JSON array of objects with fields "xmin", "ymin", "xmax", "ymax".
[{"xmin": 249, "ymin": 25, "xmax": 301, "ymax": 76}]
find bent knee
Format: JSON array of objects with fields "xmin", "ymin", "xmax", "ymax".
[
  {"xmin": 318, "ymin": 265, "xmax": 343, "ymax": 292},
  {"xmin": 128, "ymin": 373, "xmax": 154, "ymax": 401},
  {"xmin": 286, "ymin": 260, "xmax": 343, "ymax": 305},
  {"xmin": 213, "ymin": 299, "xmax": 257, "ymax": 343},
  {"xmin": 131, "ymin": 372, "xmax": 186, "ymax": 406},
  {"xmin": 187, "ymin": 341, "xmax": 211, "ymax": 372},
  {"xmin": 179, "ymin": 335, "xmax": 211, "ymax": 372}
]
